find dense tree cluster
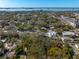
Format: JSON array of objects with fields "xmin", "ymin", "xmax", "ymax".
[{"xmin": 13, "ymin": 34, "xmax": 74, "ymax": 59}]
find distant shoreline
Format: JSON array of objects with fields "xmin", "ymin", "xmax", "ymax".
[
  {"xmin": 0, "ymin": 7, "xmax": 79, "ymax": 11},
  {"xmin": 0, "ymin": 7, "xmax": 79, "ymax": 9}
]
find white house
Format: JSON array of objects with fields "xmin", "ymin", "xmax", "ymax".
[
  {"xmin": 68, "ymin": 22, "xmax": 76, "ymax": 28},
  {"xmin": 75, "ymin": 44, "xmax": 79, "ymax": 51},
  {"xmin": 75, "ymin": 44, "xmax": 79, "ymax": 49},
  {"xmin": 62, "ymin": 31, "xmax": 75, "ymax": 37},
  {"xmin": 1, "ymin": 39, "xmax": 6, "ymax": 43},
  {"xmin": 61, "ymin": 37, "xmax": 74, "ymax": 43},
  {"xmin": 46, "ymin": 30, "xmax": 56, "ymax": 38}
]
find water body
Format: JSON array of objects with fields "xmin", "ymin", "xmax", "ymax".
[{"xmin": 0, "ymin": 7, "xmax": 79, "ymax": 11}]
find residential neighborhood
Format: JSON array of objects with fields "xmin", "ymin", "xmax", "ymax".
[{"xmin": 0, "ymin": 9, "xmax": 79, "ymax": 59}]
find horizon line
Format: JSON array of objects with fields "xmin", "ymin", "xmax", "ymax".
[{"xmin": 0, "ymin": 7, "xmax": 79, "ymax": 9}]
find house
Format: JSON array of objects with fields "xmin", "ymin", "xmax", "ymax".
[
  {"xmin": 1, "ymin": 39, "xmax": 6, "ymax": 43},
  {"xmin": 68, "ymin": 22, "xmax": 76, "ymax": 28},
  {"xmin": 61, "ymin": 37, "xmax": 74, "ymax": 43},
  {"xmin": 41, "ymin": 27, "xmax": 47, "ymax": 30},
  {"xmin": 46, "ymin": 30, "xmax": 56, "ymax": 38},
  {"xmin": 62, "ymin": 31, "xmax": 75, "ymax": 37},
  {"xmin": 75, "ymin": 44, "xmax": 79, "ymax": 50},
  {"xmin": 4, "ymin": 43, "xmax": 16, "ymax": 51}
]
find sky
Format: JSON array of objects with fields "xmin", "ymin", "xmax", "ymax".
[{"xmin": 0, "ymin": 0, "xmax": 79, "ymax": 7}]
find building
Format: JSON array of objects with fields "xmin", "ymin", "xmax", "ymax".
[
  {"xmin": 62, "ymin": 31, "xmax": 75, "ymax": 37},
  {"xmin": 4, "ymin": 43, "xmax": 16, "ymax": 51},
  {"xmin": 46, "ymin": 30, "xmax": 56, "ymax": 38}
]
